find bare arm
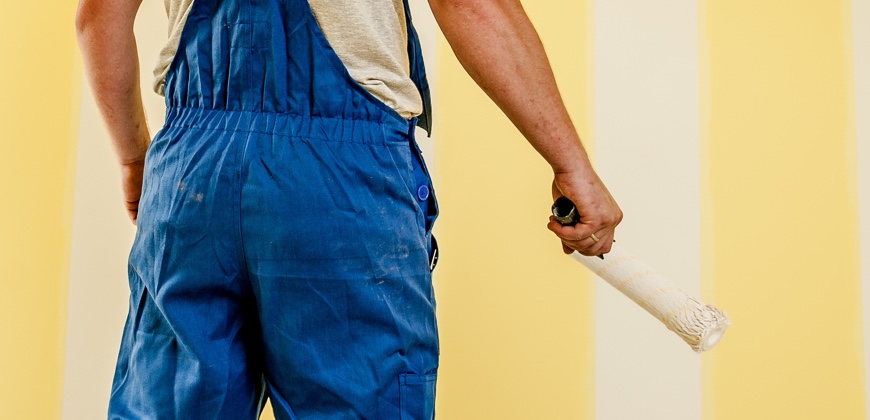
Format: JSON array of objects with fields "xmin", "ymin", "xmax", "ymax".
[
  {"xmin": 76, "ymin": 0, "xmax": 149, "ymax": 224},
  {"xmin": 428, "ymin": 0, "xmax": 621, "ymax": 256}
]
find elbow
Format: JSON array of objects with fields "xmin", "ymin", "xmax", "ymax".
[
  {"xmin": 75, "ymin": 3, "xmax": 98, "ymax": 36},
  {"xmin": 75, "ymin": 0, "xmax": 135, "ymax": 37}
]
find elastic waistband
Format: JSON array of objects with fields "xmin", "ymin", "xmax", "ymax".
[{"xmin": 163, "ymin": 106, "xmax": 416, "ymax": 145}]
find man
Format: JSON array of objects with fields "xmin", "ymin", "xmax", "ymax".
[{"xmin": 76, "ymin": 0, "xmax": 622, "ymax": 418}]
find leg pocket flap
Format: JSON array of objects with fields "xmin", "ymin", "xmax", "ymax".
[{"xmin": 399, "ymin": 373, "xmax": 437, "ymax": 420}]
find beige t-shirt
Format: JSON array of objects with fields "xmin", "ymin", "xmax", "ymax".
[{"xmin": 153, "ymin": 0, "xmax": 423, "ymax": 118}]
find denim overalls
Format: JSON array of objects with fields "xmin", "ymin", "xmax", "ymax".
[{"xmin": 108, "ymin": 0, "xmax": 439, "ymax": 418}]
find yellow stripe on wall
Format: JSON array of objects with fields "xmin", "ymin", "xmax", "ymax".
[
  {"xmin": 853, "ymin": 0, "xmax": 870, "ymax": 414},
  {"xmin": 0, "ymin": 3, "xmax": 80, "ymax": 419},
  {"xmin": 700, "ymin": 1, "xmax": 865, "ymax": 418},
  {"xmin": 434, "ymin": 1, "xmax": 594, "ymax": 419}
]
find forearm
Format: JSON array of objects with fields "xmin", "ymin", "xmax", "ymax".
[
  {"xmin": 429, "ymin": 0, "xmax": 592, "ymax": 175},
  {"xmin": 76, "ymin": 0, "xmax": 150, "ymax": 165}
]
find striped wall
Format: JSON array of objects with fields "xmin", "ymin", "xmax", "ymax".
[
  {"xmin": 3, "ymin": 0, "xmax": 870, "ymax": 419},
  {"xmin": 856, "ymin": 0, "xmax": 870, "ymax": 415}
]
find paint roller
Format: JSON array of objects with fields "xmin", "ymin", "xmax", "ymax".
[{"xmin": 552, "ymin": 197, "xmax": 731, "ymax": 352}]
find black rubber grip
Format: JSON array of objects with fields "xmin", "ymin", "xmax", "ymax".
[{"xmin": 552, "ymin": 196, "xmax": 580, "ymax": 226}]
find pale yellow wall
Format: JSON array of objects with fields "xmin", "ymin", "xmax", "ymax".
[
  {"xmin": 433, "ymin": 1, "xmax": 595, "ymax": 418},
  {"xmin": 854, "ymin": 0, "xmax": 870, "ymax": 415},
  {"xmin": 0, "ymin": 1, "xmax": 80, "ymax": 419},
  {"xmin": 701, "ymin": 0, "xmax": 866, "ymax": 418}
]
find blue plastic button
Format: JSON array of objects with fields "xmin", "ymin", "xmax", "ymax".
[{"xmin": 416, "ymin": 185, "xmax": 430, "ymax": 201}]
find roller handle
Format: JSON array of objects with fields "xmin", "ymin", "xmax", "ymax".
[
  {"xmin": 551, "ymin": 197, "xmax": 605, "ymax": 259},
  {"xmin": 552, "ymin": 196, "xmax": 580, "ymax": 226}
]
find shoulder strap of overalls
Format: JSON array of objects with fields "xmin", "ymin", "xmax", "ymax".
[{"xmin": 402, "ymin": 0, "xmax": 433, "ymax": 135}]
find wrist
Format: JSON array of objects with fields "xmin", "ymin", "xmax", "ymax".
[
  {"xmin": 116, "ymin": 135, "xmax": 151, "ymax": 167},
  {"xmin": 551, "ymin": 153, "xmax": 594, "ymax": 177},
  {"xmin": 118, "ymin": 153, "xmax": 147, "ymax": 167},
  {"xmin": 541, "ymin": 132, "xmax": 594, "ymax": 175},
  {"xmin": 552, "ymin": 160, "xmax": 603, "ymax": 196}
]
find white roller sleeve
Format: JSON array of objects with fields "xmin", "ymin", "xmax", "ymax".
[{"xmin": 571, "ymin": 245, "xmax": 731, "ymax": 352}]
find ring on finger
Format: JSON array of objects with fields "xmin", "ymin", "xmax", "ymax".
[{"xmin": 590, "ymin": 233, "xmax": 600, "ymax": 242}]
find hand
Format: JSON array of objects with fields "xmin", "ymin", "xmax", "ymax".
[
  {"xmin": 119, "ymin": 159, "xmax": 145, "ymax": 225},
  {"xmin": 547, "ymin": 170, "xmax": 622, "ymax": 256}
]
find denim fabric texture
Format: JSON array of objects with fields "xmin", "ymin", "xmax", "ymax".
[{"xmin": 108, "ymin": 0, "xmax": 439, "ymax": 418}]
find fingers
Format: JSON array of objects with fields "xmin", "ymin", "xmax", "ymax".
[
  {"xmin": 126, "ymin": 208, "xmax": 139, "ymax": 226},
  {"xmin": 120, "ymin": 161, "xmax": 144, "ymax": 226},
  {"xmin": 548, "ymin": 216, "xmax": 614, "ymax": 257},
  {"xmin": 549, "ymin": 171, "xmax": 622, "ymax": 257},
  {"xmin": 586, "ymin": 230, "xmax": 615, "ymax": 255},
  {"xmin": 124, "ymin": 197, "xmax": 139, "ymax": 225}
]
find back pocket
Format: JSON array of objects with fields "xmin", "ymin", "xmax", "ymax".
[{"xmin": 399, "ymin": 373, "xmax": 437, "ymax": 420}]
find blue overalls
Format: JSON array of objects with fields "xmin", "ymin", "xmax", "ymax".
[{"xmin": 108, "ymin": 0, "xmax": 439, "ymax": 417}]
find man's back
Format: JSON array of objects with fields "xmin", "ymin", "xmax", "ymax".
[{"xmin": 154, "ymin": 0, "xmax": 424, "ymax": 118}]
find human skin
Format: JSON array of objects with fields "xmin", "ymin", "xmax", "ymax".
[
  {"xmin": 75, "ymin": 0, "xmax": 149, "ymax": 225},
  {"xmin": 75, "ymin": 0, "xmax": 621, "ymax": 256}
]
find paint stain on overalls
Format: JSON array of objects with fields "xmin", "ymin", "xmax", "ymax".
[{"xmin": 108, "ymin": 0, "xmax": 439, "ymax": 418}]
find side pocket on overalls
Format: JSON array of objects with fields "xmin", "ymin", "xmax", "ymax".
[{"xmin": 399, "ymin": 372, "xmax": 437, "ymax": 420}]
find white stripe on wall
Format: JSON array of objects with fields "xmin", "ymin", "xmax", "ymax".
[
  {"xmin": 854, "ymin": 0, "xmax": 870, "ymax": 418},
  {"xmin": 61, "ymin": 77, "xmax": 138, "ymax": 420},
  {"xmin": 592, "ymin": 1, "xmax": 702, "ymax": 419}
]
